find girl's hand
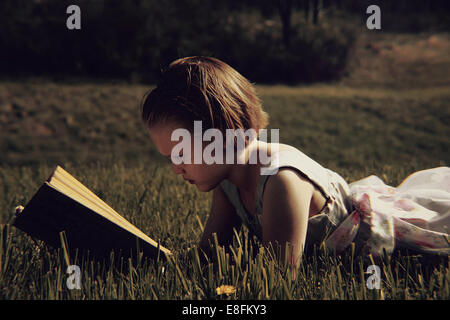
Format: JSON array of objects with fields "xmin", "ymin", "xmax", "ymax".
[{"xmin": 14, "ymin": 205, "xmax": 24, "ymax": 217}]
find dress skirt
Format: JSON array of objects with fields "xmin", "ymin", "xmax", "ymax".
[{"xmin": 325, "ymin": 167, "xmax": 450, "ymax": 257}]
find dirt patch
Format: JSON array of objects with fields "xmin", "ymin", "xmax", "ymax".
[
  {"xmin": 29, "ymin": 122, "xmax": 53, "ymax": 137},
  {"xmin": 342, "ymin": 32, "xmax": 450, "ymax": 88}
]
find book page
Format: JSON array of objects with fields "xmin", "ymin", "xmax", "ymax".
[{"xmin": 51, "ymin": 167, "xmax": 129, "ymax": 222}]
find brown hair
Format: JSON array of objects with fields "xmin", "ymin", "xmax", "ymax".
[{"xmin": 141, "ymin": 56, "xmax": 268, "ymax": 133}]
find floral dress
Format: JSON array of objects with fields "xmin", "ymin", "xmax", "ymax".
[
  {"xmin": 326, "ymin": 167, "xmax": 450, "ymax": 257},
  {"xmin": 220, "ymin": 148, "xmax": 450, "ymax": 257}
]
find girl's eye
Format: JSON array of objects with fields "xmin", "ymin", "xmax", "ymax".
[{"xmin": 166, "ymin": 153, "xmax": 183, "ymax": 163}]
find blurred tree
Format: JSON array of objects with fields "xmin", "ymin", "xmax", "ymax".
[
  {"xmin": 278, "ymin": 0, "xmax": 293, "ymax": 49},
  {"xmin": 0, "ymin": 0, "xmax": 448, "ymax": 83},
  {"xmin": 312, "ymin": 0, "xmax": 319, "ymax": 25},
  {"xmin": 303, "ymin": 0, "xmax": 310, "ymax": 22}
]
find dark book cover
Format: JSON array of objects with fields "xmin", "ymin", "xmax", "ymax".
[{"xmin": 13, "ymin": 182, "xmax": 170, "ymax": 262}]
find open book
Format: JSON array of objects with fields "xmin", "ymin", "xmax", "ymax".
[{"xmin": 12, "ymin": 166, "xmax": 171, "ymax": 261}]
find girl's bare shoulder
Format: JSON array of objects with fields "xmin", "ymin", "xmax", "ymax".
[
  {"xmin": 264, "ymin": 167, "xmax": 314, "ymax": 198},
  {"xmin": 269, "ymin": 143, "xmax": 299, "ymax": 155}
]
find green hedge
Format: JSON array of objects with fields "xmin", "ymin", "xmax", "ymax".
[{"xmin": 1, "ymin": 0, "xmax": 356, "ymax": 83}]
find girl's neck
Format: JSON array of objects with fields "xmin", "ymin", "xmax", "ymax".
[{"xmin": 226, "ymin": 140, "xmax": 274, "ymax": 193}]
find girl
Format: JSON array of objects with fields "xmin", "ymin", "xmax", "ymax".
[{"xmin": 141, "ymin": 56, "xmax": 450, "ymax": 267}]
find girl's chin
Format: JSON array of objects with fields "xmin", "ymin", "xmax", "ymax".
[
  {"xmin": 195, "ymin": 184, "xmax": 209, "ymax": 192},
  {"xmin": 195, "ymin": 182, "xmax": 215, "ymax": 192}
]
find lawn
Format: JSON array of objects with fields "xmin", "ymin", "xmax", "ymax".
[
  {"xmin": 0, "ymin": 79, "xmax": 448, "ymax": 300},
  {"xmin": 0, "ymin": 31, "xmax": 449, "ymax": 300}
]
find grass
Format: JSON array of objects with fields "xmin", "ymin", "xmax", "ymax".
[
  {"xmin": 0, "ymin": 81, "xmax": 448, "ymax": 299},
  {"xmin": 0, "ymin": 31, "xmax": 449, "ymax": 299}
]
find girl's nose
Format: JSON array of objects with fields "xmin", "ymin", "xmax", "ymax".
[{"xmin": 172, "ymin": 163, "xmax": 185, "ymax": 175}]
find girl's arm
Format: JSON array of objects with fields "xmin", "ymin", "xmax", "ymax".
[
  {"xmin": 261, "ymin": 168, "xmax": 314, "ymax": 270},
  {"xmin": 199, "ymin": 185, "xmax": 242, "ymax": 253}
]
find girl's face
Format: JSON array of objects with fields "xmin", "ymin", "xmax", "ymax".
[{"xmin": 147, "ymin": 120, "xmax": 230, "ymax": 192}]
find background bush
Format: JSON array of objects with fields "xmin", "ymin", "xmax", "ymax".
[{"xmin": 1, "ymin": 0, "xmax": 448, "ymax": 84}]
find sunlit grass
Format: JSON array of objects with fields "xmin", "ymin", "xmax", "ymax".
[
  {"xmin": 0, "ymin": 79, "xmax": 449, "ymax": 299},
  {"xmin": 0, "ymin": 160, "xmax": 448, "ymax": 300}
]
